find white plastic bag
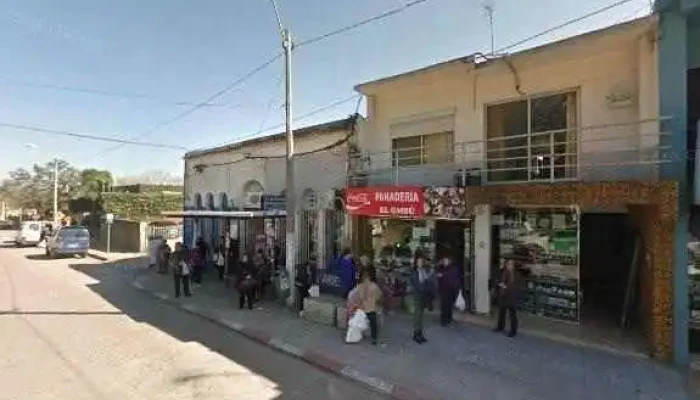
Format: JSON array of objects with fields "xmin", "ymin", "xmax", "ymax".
[
  {"xmin": 309, "ymin": 284, "xmax": 320, "ymax": 298},
  {"xmin": 349, "ymin": 309, "xmax": 369, "ymax": 332},
  {"xmin": 345, "ymin": 325, "xmax": 363, "ymax": 343},
  {"xmin": 180, "ymin": 261, "xmax": 190, "ymax": 276},
  {"xmin": 455, "ymin": 292, "xmax": 466, "ymax": 312}
]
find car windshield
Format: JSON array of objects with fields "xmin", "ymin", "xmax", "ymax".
[{"xmin": 59, "ymin": 229, "xmax": 90, "ymax": 239}]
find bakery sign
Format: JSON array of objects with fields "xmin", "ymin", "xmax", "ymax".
[{"xmin": 344, "ymin": 186, "xmax": 424, "ymax": 218}]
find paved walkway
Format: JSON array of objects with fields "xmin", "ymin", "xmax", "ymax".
[{"xmin": 129, "ymin": 269, "xmax": 692, "ymax": 400}]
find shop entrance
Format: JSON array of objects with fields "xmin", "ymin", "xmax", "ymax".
[{"xmin": 579, "ymin": 213, "xmax": 639, "ymax": 329}]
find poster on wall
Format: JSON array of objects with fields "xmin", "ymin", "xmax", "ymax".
[
  {"xmin": 344, "ymin": 186, "xmax": 424, "ymax": 218},
  {"xmin": 423, "ymin": 186, "xmax": 467, "ymax": 219}
]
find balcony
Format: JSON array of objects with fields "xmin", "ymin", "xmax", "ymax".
[{"xmin": 347, "ymin": 118, "xmax": 675, "ymax": 187}]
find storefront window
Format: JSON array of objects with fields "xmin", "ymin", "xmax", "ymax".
[{"xmin": 494, "ymin": 206, "xmax": 580, "ymax": 322}]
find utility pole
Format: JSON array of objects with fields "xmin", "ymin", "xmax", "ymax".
[
  {"xmin": 270, "ymin": 0, "xmax": 296, "ymax": 306},
  {"xmin": 483, "ymin": 2, "xmax": 495, "ymax": 54},
  {"xmin": 53, "ymin": 158, "xmax": 59, "ymax": 226}
]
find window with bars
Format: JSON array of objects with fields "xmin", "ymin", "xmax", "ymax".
[
  {"xmin": 486, "ymin": 92, "xmax": 578, "ymax": 182},
  {"xmin": 391, "ymin": 131, "xmax": 454, "ymax": 167}
]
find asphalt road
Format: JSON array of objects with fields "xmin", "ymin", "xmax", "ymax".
[{"xmin": 0, "ymin": 246, "xmax": 387, "ymax": 400}]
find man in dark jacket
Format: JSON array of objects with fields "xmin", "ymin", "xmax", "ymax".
[
  {"xmin": 493, "ymin": 258, "xmax": 522, "ymax": 337},
  {"xmin": 437, "ymin": 255, "xmax": 461, "ymax": 326},
  {"xmin": 171, "ymin": 243, "xmax": 191, "ymax": 298}
]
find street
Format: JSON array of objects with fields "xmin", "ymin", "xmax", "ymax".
[{"xmin": 0, "ymin": 246, "xmax": 387, "ymax": 400}]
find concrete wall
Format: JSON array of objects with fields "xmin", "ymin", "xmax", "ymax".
[
  {"xmin": 91, "ymin": 219, "xmax": 147, "ymax": 253},
  {"xmin": 357, "ymin": 18, "xmax": 659, "ymax": 183},
  {"xmin": 185, "ymin": 128, "xmax": 350, "ymax": 208}
]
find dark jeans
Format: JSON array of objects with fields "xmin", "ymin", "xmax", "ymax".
[
  {"xmin": 496, "ymin": 305, "xmax": 518, "ymax": 335},
  {"xmin": 440, "ymin": 290, "xmax": 458, "ymax": 326},
  {"xmin": 366, "ymin": 311, "xmax": 378, "ymax": 342},
  {"xmin": 295, "ymin": 286, "xmax": 309, "ymax": 312},
  {"xmin": 239, "ymin": 291, "xmax": 254, "ymax": 310},
  {"xmin": 174, "ymin": 274, "xmax": 191, "ymax": 297},
  {"xmin": 192, "ymin": 267, "xmax": 203, "ymax": 284}
]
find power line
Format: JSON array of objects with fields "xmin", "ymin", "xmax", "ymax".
[
  {"xmin": 492, "ymin": 0, "xmax": 636, "ymax": 55},
  {"xmin": 86, "ymin": 53, "xmax": 283, "ymax": 160},
  {"xmin": 256, "ymin": 71, "xmax": 285, "ymax": 136},
  {"xmin": 295, "ymin": 0, "xmax": 436, "ymax": 48},
  {"xmin": 205, "ymin": 94, "xmax": 361, "ymax": 149},
  {"xmin": 0, "ymin": 78, "xmax": 234, "ymax": 108},
  {"xmin": 0, "ymin": 122, "xmax": 187, "ymax": 150},
  {"xmin": 87, "ymin": 0, "xmax": 437, "ymax": 159}
]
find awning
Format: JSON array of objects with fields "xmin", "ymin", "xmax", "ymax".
[{"xmin": 162, "ymin": 210, "xmax": 286, "ymax": 218}]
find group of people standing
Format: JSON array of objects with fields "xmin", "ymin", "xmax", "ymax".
[{"xmin": 339, "ymin": 248, "xmax": 522, "ymax": 346}]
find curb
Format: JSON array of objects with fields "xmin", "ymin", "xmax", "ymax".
[
  {"xmin": 130, "ymin": 279, "xmax": 430, "ymax": 400},
  {"xmin": 86, "ymin": 251, "xmax": 109, "ymax": 262}
]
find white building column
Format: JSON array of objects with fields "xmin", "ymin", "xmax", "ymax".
[
  {"xmin": 473, "ymin": 204, "xmax": 492, "ymax": 315},
  {"xmin": 317, "ymin": 210, "xmax": 327, "ymax": 270}
]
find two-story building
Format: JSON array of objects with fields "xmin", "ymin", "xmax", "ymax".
[
  {"xmin": 178, "ymin": 115, "xmax": 358, "ymax": 270},
  {"xmin": 346, "ymin": 16, "xmax": 684, "ymax": 361}
]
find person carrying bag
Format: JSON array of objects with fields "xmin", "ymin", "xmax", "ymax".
[{"xmin": 171, "ymin": 243, "xmax": 191, "ymax": 298}]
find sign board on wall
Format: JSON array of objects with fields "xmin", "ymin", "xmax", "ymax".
[
  {"xmin": 262, "ymin": 195, "xmax": 286, "ymax": 211},
  {"xmin": 423, "ymin": 186, "xmax": 468, "ymax": 219},
  {"xmin": 344, "ymin": 186, "xmax": 424, "ymax": 218}
]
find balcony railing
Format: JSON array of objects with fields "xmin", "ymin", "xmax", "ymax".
[{"xmin": 347, "ymin": 118, "xmax": 675, "ymax": 187}]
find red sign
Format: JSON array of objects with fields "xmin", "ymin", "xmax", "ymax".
[{"xmin": 344, "ymin": 186, "xmax": 424, "ymax": 218}]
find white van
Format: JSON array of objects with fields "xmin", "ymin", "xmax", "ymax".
[{"xmin": 15, "ymin": 221, "xmax": 44, "ymax": 247}]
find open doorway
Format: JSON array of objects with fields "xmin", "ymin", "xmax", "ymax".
[{"xmin": 579, "ymin": 213, "xmax": 639, "ymax": 329}]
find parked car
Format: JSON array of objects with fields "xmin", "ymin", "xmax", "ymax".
[
  {"xmin": 15, "ymin": 221, "xmax": 44, "ymax": 247},
  {"xmin": 46, "ymin": 225, "xmax": 90, "ymax": 259}
]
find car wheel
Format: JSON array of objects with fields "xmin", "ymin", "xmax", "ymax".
[{"xmin": 78, "ymin": 253, "xmax": 86, "ymax": 259}]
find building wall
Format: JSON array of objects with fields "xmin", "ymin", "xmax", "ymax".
[
  {"xmin": 184, "ymin": 129, "xmax": 349, "ymax": 209},
  {"xmin": 357, "ymin": 19, "xmax": 659, "ymax": 179}
]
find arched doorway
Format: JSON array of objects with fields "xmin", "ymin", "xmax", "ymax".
[{"xmin": 299, "ymin": 188, "xmax": 318, "ymax": 264}]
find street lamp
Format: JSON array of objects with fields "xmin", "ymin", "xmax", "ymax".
[{"xmin": 24, "ymin": 143, "xmax": 59, "ymax": 226}]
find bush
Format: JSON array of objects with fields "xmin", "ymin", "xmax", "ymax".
[{"xmin": 102, "ymin": 192, "xmax": 182, "ymax": 220}]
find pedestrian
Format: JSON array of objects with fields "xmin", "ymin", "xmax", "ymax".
[
  {"xmin": 493, "ymin": 258, "xmax": 522, "ymax": 337},
  {"xmin": 357, "ymin": 266, "xmax": 383, "ymax": 345},
  {"xmin": 410, "ymin": 253, "xmax": 434, "ymax": 344},
  {"xmin": 437, "ymin": 254, "xmax": 461, "ymax": 326},
  {"xmin": 294, "ymin": 260, "xmax": 313, "ymax": 313},
  {"xmin": 192, "ymin": 237, "xmax": 207, "ymax": 284},
  {"xmin": 171, "ymin": 242, "xmax": 192, "ymax": 298},
  {"xmin": 214, "ymin": 245, "xmax": 226, "ymax": 281},
  {"xmin": 339, "ymin": 248, "xmax": 356, "ymax": 299},
  {"xmin": 237, "ymin": 253, "xmax": 257, "ymax": 310},
  {"xmin": 157, "ymin": 239, "xmax": 171, "ymax": 274}
]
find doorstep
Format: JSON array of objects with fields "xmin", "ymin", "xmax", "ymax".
[{"xmin": 452, "ymin": 312, "xmax": 650, "ymax": 360}]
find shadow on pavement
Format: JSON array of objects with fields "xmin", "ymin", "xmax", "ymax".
[
  {"xmin": 68, "ymin": 260, "xmax": 373, "ymax": 400},
  {"xmin": 24, "ymin": 254, "xmax": 48, "ymax": 261}
]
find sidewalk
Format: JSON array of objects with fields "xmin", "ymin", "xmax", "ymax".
[
  {"xmin": 87, "ymin": 248, "xmax": 146, "ymax": 263},
  {"xmin": 130, "ymin": 270, "xmax": 693, "ymax": 400}
]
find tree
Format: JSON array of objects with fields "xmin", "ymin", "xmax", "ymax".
[
  {"xmin": 0, "ymin": 159, "xmax": 82, "ymax": 216},
  {"xmin": 79, "ymin": 169, "xmax": 113, "ymax": 200}
]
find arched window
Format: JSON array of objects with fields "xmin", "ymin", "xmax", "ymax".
[
  {"xmin": 219, "ymin": 192, "xmax": 229, "ymax": 211},
  {"xmin": 194, "ymin": 193, "xmax": 203, "ymax": 210},
  {"xmin": 205, "ymin": 192, "xmax": 215, "ymax": 210}
]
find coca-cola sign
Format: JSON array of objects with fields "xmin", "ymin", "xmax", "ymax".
[{"xmin": 344, "ymin": 186, "xmax": 424, "ymax": 218}]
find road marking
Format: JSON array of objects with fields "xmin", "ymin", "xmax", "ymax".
[
  {"xmin": 132, "ymin": 281, "xmax": 144, "ymax": 290},
  {"xmin": 218, "ymin": 318, "xmax": 244, "ymax": 331},
  {"xmin": 181, "ymin": 303, "xmax": 199, "ymax": 313},
  {"xmin": 269, "ymin": 339, "xmax": 303, "ymax": 357},
  {"xmin": 153, "ymin": 292, "xmax": 168, "ymax": 300},
  {"xmin": 340, "ymin": 366, "xmax": 394, "ymax": 395}
]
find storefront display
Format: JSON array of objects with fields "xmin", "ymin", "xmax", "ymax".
[
  {"xmin": 688, "ymin": 237, "xmax": 700, "ymax": 331},
  {"xmin": 494, "ymin": 206, "xmax": 581, "ymax": 323}
]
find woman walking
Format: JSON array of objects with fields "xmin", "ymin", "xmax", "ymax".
[
  {"xmin": 437, "ymin": 254, "xmax": 460, "ymax": 326},
  {"xmin": 493, "ymin": 258, "xmax": 522, "ymax": 337},
  {"xmin": 410, "ymin": 253, "xmax": 434, "ymax": 344},
  {"xmin": 357, "ymin": 267, "xmax": 383, "ymax": 345}
]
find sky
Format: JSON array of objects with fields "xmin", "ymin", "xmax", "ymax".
[{"xmin": 0, "ymin": 0, "xmax": 652, "ymax": 179}]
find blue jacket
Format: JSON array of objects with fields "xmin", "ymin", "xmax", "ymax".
[{"xmin": 339, "ymin": 257, "xmax": 356, "ymax": 293}]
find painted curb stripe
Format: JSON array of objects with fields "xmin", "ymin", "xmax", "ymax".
[
  {"xmin": 268, "ymin": 338, "xmax": 303, "ymax": 357},
  {"xmin": 340, "ymin": 366, "xmax": 394, "ymax": 395}
]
